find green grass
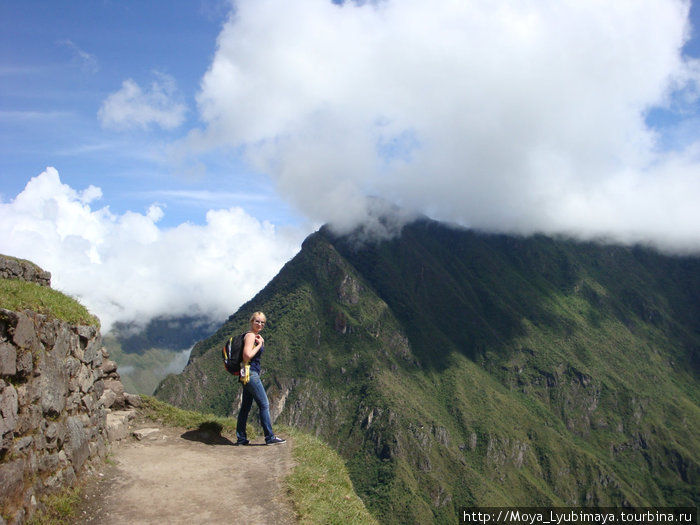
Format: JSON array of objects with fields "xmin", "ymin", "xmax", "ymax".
[
  {"xmin": 283, "ymin": 427, "xmax": 379, "ymax": 525},
  {"xmin": 0, "ymin": 278, "xmax": 99, "ymax": 328},
  {"xmin": 140, "ymin": 395, "xmax": 240, "ymax": 433},
  {"xmin": 139, "ymin": 396, "xmax": 376, "ymax": 524},
  {"xmin": 26, "ymin": 487, "xmax": 81, "ymax": 525}
]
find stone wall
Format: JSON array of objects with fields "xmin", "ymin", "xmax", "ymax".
[
  {"xmin": 0, "ymin": 257, "xmax": 51, "ymax": 288},
  {"xmin": 0, "ymin": 257, "xmax": 136, "ymax": 524}
]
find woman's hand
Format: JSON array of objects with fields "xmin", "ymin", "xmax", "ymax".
[{"xmin": 243, "ymin": 332, "xmax": 262, "ymax": 362}]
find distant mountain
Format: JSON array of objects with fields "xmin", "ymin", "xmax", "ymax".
[
  {"xmin": 109, "ymin": 315, "xmax": 219, "ymax": 354},
  {"xmin": 155, "ymin": 219, "xmax": 700, "ymax": 524},
  {"xmin": 104, "ymin": 315, "xmax": 220, "ymax": 394}
]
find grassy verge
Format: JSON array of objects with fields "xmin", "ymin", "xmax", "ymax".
[
  {"xmin": 0, "ymin": 278, "xmax": 99, "ymax": 328},
  {"xmin": 139, "ymin": 396, "xmax": 376, "ymax": 524},
  {"xmin": 281, "ymin": 426, "xmax": 379, "ymax": 525},
  {"xmin": 26, "ymin": 488, "xmax": 81, "ymax": 525},
  {"xmin": 139, "ymin": 395, "xmax": 240, "ymax": 434}
]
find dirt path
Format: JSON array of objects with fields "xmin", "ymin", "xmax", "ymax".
[{"xmin": 76, "ymin": 421, "xmax": 297, "ymax": 525}]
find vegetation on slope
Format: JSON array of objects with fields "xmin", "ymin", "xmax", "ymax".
[
  {"xmin": 156, "ymin": 219, "xmax": 700, "ymax": 523},
  {"xmin": 0, "ymin": 276, "xmax": 98, "ymax": 327}
]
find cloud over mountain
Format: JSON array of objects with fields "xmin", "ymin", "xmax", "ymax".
[{"xmin": 192, "ymin": 0, "xmax": 700, "ymax": 252}]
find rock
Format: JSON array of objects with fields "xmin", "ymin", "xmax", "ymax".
[
  {"xmin": 104, "ymin": 378, "xmax": 126, "ymax": 408},
  {"xmin": 43, "ymin": 420, "xmax": 63, "ymax": 446},
  {"xmin": 12, "ymin": 436, "xmax": 32, "ymax": 452},
  {"xmin": 64, "ymin": 416, "xmax": 90, "ymax": 471},
  {"xmin": 93, "ymin": 378, "xmax": 105, "ymax": 399},
  {"xmin": 124, "ymin": 392, "xmax": 142, "ymax": 408},
  {"xmin": 133, "ymin": 428, "xmax": 161, "ymax": 440},
  {"xmin": 102, "ymin": 359, "xmax": 118, "ymax": 375},
  {"xmin": 9, "ymin": 311, "xmax": 40, "ymax": 352},
  {"xmin": 38, "ymin": 453, "xmax": 60, "ymax": 473},
  {"xmin": 78, "ymin": 365, "xmax": 96, "ymax": 394},
  {"xmin": 99, "ymin": 389, "xmax": 118, "ymax": 409},
  {"xmin": 0, "ymin": 459, "xmax": 25, "ymax": 507},
  {"xmin": 14, "ymin": 348, "xmax": 33, "ymax": 377},
  {"xmin": 469, "ymin": 432, "xmax": 478, "ymax": 451},
  {"xmin": 81, "ymin": 333, "xmax": 102, "ymax": 366},
  {"xmin": 0, "ymin": 256, "xmax": 51, "ymax": 286},
  {"xmin": 0, "ymin": 382, "xmax": 18, "ymax": 436},
  {"xmin": 38, "ymin": 350, "xmax": 69, "ymax": 417},
  {"xmin": 105, "ymin": 410, "xmax": 136, "ymax": 442},
  {"xmin": 0, "ymin": 342, "xmax": 16, "ymax": 376}
]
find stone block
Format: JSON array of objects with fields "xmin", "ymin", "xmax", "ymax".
[
  {"xmin": 12, "ymin": 436, "xmax": 33, "ymax": 452},
  {"xmin": 89, "ymin": 437, "xmax": 108, "ymax": 461},
  {"xmin": 93, "ymin": 378, "xmax": 105, "ymax": 399},
  {"xmin": 38, "ymin": 317, "xmax": 59, "ymax": 348},
  {"xmin": 64, "ymin": 416, "xmax": 90, "ymax": 471},
  {"xmin": 102, "ymin": 359, "xmax": 118, "ymax": 375},
  {"xmin": 0, "ymin": 382, "xmax": 18, "ymax": 436},
  {"xmin": 133, "ymin": 428, "xmax": 160, "ymax": 440},
  {"xmin": 38, "ymin": 453, "xmax": 60, "ymax": 473},
  {"xmin": 44, "ymin": 420, "xmax": 65, "ymax": 447},
  {"xmin": 66, "ymin": 391, "xmax": 82, "ymax": 412},
  {"xmin": 38, "ymin": 352, "xmax": 69, "ymax": 417},
  {"xmin": 124, "ymin": 392, "xmax": 142, "ymax": 408},
  {"xmin": 103, "ymin": 377, "xmax": 125, "ymax": 407},
  {"xmin": 75, "ymin": 325, "xmax": 97, "ymax": 342},
  {"xmin": 99, "ymin": 388, "xmax": 117, "ymax": 409},
  {"xmin": 0, "ymin": 459, "xmax": 25, "ymax": 505},
  {"xmin": 62, "ymin": 465, "xmax": 77, "ymax": 487},
  {"xmin": 65, "ymin": 356, "xmax": 81, "ymax": 382},
  {"xmin": 0, "ymin": 308, "xmax": 18, "ymax": 337},
  {"xmin": 104, "ymin": 377, "xmax": 124, "ymax": 395},
  {"xmin": 82, "ymin": 334, "xmax": 102, "ymax": 366},
  {"xmin": 10, "ymin": 312, "xmax": 39, "ymax": 352},
  {"xmin": 53, "ymin": 324, "xmax": 74, "ymax": 360},
  {"xmin": 0, "ymin": 256, "xmax": 51, "ymax": 285},
  {"xmin": 15, "ymin": 348, "xmax": 33, "ymax": 377},
  {"xmin": 0, "ymin": 342, "xmax": 16, "ymax": 376},
  {"xmin": 81, "ymin": 393, "xmax": 95, "ymax": 413},
  {"xmin": 17, "ymin": 402, "xmax": 42, "ymax": 436},
  {"xmin": 77, "ymin": 365, "xmax": 94, "ymax": 394},
  {"xmin": 105, "ymin": 410, "xmax": 136, "ymax": 442}
]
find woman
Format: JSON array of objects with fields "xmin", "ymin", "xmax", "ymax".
[{"xmin": 235, "ymin": 311, "xmax": 286, "ymax": 445}]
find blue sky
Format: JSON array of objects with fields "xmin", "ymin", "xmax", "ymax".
[
  {"xmin": 1, "ymin": 0, "xmax": 297, "ymax": 227},
  {"xmin": 2, "ymin": 0, "xmax": 700, "ymax": 331}
]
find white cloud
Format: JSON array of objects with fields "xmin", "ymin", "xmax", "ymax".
[
  {"xmin": 190, "ymin": 0, "xmax": 700, "ymax": 252},
  {"xmin": 0, "ymin": 168, "xmax": 305, "ymax": 331},
  {"xmin": 99, "ymin": 72, "xmax": 187, "ymax": 131}
]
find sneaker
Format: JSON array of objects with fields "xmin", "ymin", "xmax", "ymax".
[
  {"xmin": 266, "ymin": 437, "xmax": 286, "ymax": 445},
  {"xmin": 235, "ymin": 439, "xmax": 250, "ymax": 446}
]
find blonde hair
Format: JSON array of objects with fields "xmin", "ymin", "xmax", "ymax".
[{"xmin": 250, "ymin": 311, "xmax": 267, "ymax": 323}]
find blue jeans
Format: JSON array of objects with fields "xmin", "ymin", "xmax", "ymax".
[{"xmin": 236, "ymin": 371, "xmax": 275, "ymax": 443}]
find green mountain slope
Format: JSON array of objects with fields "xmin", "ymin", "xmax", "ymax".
[{"xmin": 155, "ymin": 219, "xmax": 700, "ymax": 523}]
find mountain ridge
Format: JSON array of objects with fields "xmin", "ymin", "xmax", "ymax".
[{"xmin": 155, "ymin": 218, "xmax": 699, "ymax": 523}]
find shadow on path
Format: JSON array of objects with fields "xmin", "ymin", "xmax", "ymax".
[{"xmin": 180, "ymin": 422, "xmax": 235, "ymax": 446}]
